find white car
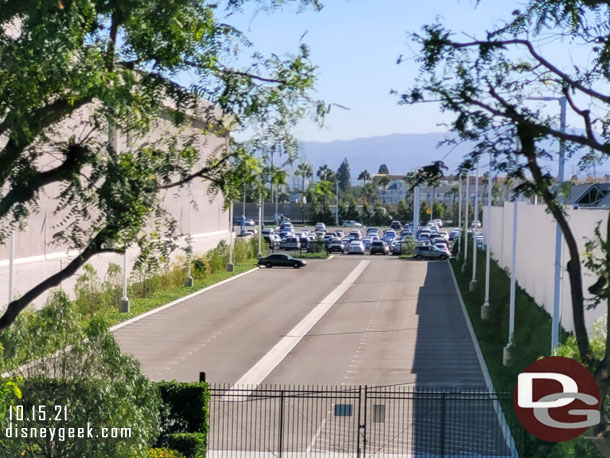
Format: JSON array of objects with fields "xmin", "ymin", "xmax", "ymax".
[
  {"xmin": 315, "ymin": 222, "xmax": 327, "ymax": 232},
  {"xmin": 343, "ymin": 220, "xmax": 363, "ymax": 227},
  {"xmin": 347, "ymin": 240, "xmax": 366, "ymax": 254}
]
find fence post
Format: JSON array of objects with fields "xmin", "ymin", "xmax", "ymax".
[
  {"xmin": 439, "ymin": 392, "xmax": 446, "ymax": 457},
  {"xmin": 362, "ymin": 385, "xmax": 368, "ymax": 457},
  {"xmin": 278, "ymin": 389, "xmax": 285, "ymax": 457},
  {"xmin": 357, "ymin": 385, "xmax": 362, "ymax": 458}
]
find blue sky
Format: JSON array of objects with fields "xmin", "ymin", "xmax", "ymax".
[{"xmin": 215, "ymin": 0, "xmax": 545, "ymax": 142}]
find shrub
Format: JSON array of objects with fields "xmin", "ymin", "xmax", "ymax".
[
  {"xmin": 0, "ymin": 292, "xmax": 162, "ymax": 458},
  {"xmin": 166, "ymin": 433, "xmax": 206, "ymax": 458},
  {"xmin": 157, "ymin": 381, "xmax": 209, "ymax": 439},
  {"xmin": 147, "ymin": 448, "xmax": 186, "ymax": 458}
]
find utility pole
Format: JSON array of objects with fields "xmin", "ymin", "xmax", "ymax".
[
  {"xmin": 481, "ymin": 153, "xmax": 493, "ymax": 320},
  {"xmin": 462, "ymin": 174, "xmax": 470, "ymax": 273},
  {"xmin": 470, "ymin": 161, "xmax": 480, "ymax": 291}
]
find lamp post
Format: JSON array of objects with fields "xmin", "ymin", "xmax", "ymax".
[
  {"xmin": 482, "ymin": 153, "xmax": 493, "ymax": 319},
  {"xmin": 503, "ymin": 155, "xmax": 520, "ymax": 366},
  {"xmin": 527, "ymin": 97, "xmax": 566, "ymax": 352},
  {"xmin": 119, "ymin": 249, "xmax": 130, "ymax": 312},
  {"xmin": 335, "ymin": 179, "xmax": 339, "ymax": 226},
  {"xmin": 257, "ymin": 193, "xmax": 263, "ymax": 259},
  {"xmin": 185, "ymin": 183, "xmax": 194, "ymax": 287},
  {"xmin": 413, "ymin": 186, "xmax": 420, "ymax": 234},
  {"xmin": 462, "ymin": 173, "xmax": 470, "ymax": 273},
  {"xmin": 470, "ymin": 161, "xmax": 480, "ymax": 291},
  {"xmin": 457, "ymin": 175, "xmax": 462, "ymax": 232}
]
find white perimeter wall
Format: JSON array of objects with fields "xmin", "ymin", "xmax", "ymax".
[{"xmin": 484, "ymin": 203, "xmax": 607, "ymax": 332}]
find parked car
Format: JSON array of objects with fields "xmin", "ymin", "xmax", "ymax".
[
  {"xmin": 235, "ymin": 216, "xmax": 256, "ymax": 226},
  {"xmin": 343, "ymin": 220, "xmax": 363, "ymax": 227},
  {"xmin": 449, "ymin": 229, "xmax": 461, "ymax": 241},
  {"xmin": 370, "ymin": 240, "xmax": 389, "ymax": 255},
  {"xmin": 367, "ymin": 227, "xmax": 379, "ymax": 235},
  {"xmin": 258, "ymin": 254, "xmax": 306, "ymax": 268},
  {"xmin": 279, "ymin": 237, "xmax": 301, "ymax": 251},
  {"xmin": 266, "ymin": 234, "xmax": 281, "ymax": 248},
  {"xmin": 349, "ymin": 230, "xmax": 362, "ymax": 240},
  {"xmin": 280, "ymin": 222, "xmax": 293, "ymax": 232},
  {"xmin": 315, "ymin": 222, "xmax": 327, "ymax": 232},
  {"xmin": 390, "ymin": 221, "xmax": 402, "ymax": 231},
  {"xmin": 347, "ymin": 240, "xmax": 366, "ymax": 255},
  {"xmin": 430, "ymin": 218, "xmax": 443, "ymax": 227},
  {"xmin": 279, "ymin": 229, "xmax": 294, "ymax": 239},
  {"xmin": 328, "ymin": 238, "xmax": 345, "ymax": 253},
  {"xmin": 362, "ymin": 237, "xmax": 373, "ymax": 250},
  {"xmin": 335, "ymin": 230, "xmax": 345, "ymax": 239},
  {"xmin": 414, "ymin": 245, "xmax": 449, "ymax": 260},
  {"xmin": 383, "ymin": 229, "xmax": 396, "ymax": 239},
  {"xmin": 391, "ymin": 240, "xmax": 402, "ymax": 255}
]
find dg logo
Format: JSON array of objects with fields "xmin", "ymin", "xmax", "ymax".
[{"xmin": 514, "ymin": 356, "xmax": 600, "ymax": 442}]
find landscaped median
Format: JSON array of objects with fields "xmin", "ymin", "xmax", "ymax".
[{"xmin": 451, "ymin": 246, "xmax": 601, "ymax": 457}]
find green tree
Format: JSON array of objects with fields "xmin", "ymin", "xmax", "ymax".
[
  {"xmin": 295, "ymin": 162, "xmax": 313, "ymax": 222},
  {"xmin": 0, "ymin": 292, "xmax": 161, "ymax": 457},
  {"xmin": 316, "ymin": 164, "xmax": 336, "ymax": 183},
  {"xmin": 360, "ymin": 182, "xmax": 377, "ymax": 204},
  {"xmin": 360, "ymin": 201, "xmax": 372, "ymax": 225},
  {"xmin": 336, "ymin": 158, "xmax": 351, "ymax": 193},
  {"xmin": 357, "ymin": 169, "xmax": 371, "ymax": 186},
  {"xmin": 378, "ymin": 175, "xmax": 390, "ymax": 205},
  {"xmin": 0, "ymin": 0, "xmax": 326, "ymax": 331},
  {"xmin": 396, "ymin": 199, "xmax": 411, "ymax": 222},
  {"xmin": 405, "ymin": 1, "xmax": 610, "ymax": 451},
  {"xmin": 378, "ymin": 164, "xmax": 390, "ymax": 174}
]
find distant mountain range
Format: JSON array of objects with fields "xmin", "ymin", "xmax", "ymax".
[{"xmin": 298, "ymin": 132, "xmax": 608, "ymax": 182}]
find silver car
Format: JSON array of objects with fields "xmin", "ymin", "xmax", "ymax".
[{"xmin": 347, "ymin": 240, "xmax": 365, "ymax": 255}]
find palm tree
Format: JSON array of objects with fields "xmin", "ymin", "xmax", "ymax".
[
  {"xmin": 295, "ymin": 162, "xmax": 313, "ymax": 222},
  {"xmin": 379, "ymin": 175, "xmax": 390, "ymax": 205},
  {"xmin": 360, "ymin": 183, "xmax": 376, "ymax": 204},
  {"xmin": 358, "ymin": 169, "xmax": 371, "ymax": 186},
  {"xmin": 317, "ymin": 164, "xmax": 335, "ymax": 182}
]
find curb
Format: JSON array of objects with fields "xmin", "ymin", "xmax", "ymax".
[
  {"xmin": 110, "ymin": 267, "xmax": 259, "ymax": 332},
  {"xmin": 448, "ymin": 261, "xmax": 519, "ymax": 455}
]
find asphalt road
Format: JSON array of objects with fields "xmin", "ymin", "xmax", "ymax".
[{"xmin": 114, "ymin": 255, "xmax": 485, "ymax": 387}]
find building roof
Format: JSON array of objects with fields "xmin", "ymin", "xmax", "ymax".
[{"xmin": 565, "ymin": 183, "xmax": 610, "ymax": 207}]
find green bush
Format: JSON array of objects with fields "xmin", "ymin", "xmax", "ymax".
[
  {"xmin": 166, "ymin": 433, "xmax": 206, "ymax": 458},
  {"xmin": 0, "ymin": 292, "xmax": 162, "ymax": 458},
  {"xmin": 307, "ymin": 240, "xmax": 325, "ymax": 253},
  {"xmin": 147, "ymin": 448, "xmax": 186, "ymax": 458},
  {"xmin": 157, "ymin": 381, "xmax": 209, "ymax": 439}
]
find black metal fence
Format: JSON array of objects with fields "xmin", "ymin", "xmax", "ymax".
[{"xmin": 207, "ymin": 384, "xmax": 521, "ymax": 457}]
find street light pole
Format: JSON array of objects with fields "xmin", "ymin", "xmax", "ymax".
[
  {"xmin": 119, "ymin": 249, "xmax": 130, "ymax": 312},
  {"xmin": 185, "ymin": 183, "xmax": 194, "ymax": 287},
  {"xmin": 470, "ymin": 161, "xmax": 480, "ymax": 291},
  {"xmin": 503, "ymin": 155, "xmax": 519, "ymax": 366},
  {"xmin": 552, "ymin": 97, "xmax": 567, "ymax": 352},
  {"xmin": 413, "ymin": 186, "xmax": 420, "ymax": 233},
  {"xmin": 462, "ymin": 173, "xmax": 470, "ymax": 273},
  {"xmin": 457, "ymin": 175, "xmax": 462, "ymax": 231},
  {"xmin": 335, "ymin": 179, "xmax": 339, "ymax": 226},
  {"xmin": 482, "ymin": 153, "xmax": 493, "ymax": 320},
  {"xmin": 527, "ymin": 96, "xmax": 567, "ymax": 352},
  {"xmin": 228, "ymin": 200, "xmax": 234, "ymax": 272},
  {"xmin": 257, "ymin": 193, "xmax": 263, "ymax": 259}
]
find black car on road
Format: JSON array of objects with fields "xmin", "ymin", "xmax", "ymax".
[{"xmin": 258, "ymin": 254, "xmax": 307, "ymax": 269}]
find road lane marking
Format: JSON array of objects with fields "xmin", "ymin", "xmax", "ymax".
[{"xmin": 229, "ymin": 260, "xmax": 369, "ymax": 392}]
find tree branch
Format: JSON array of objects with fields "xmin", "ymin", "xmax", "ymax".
[
  {"xmin": 451, "ymin": 38, "xmax": 610, "ymax": 103},
  {"xmin": 158, "ymin": 154, "xmax": 233, "ymax": 190},
  {"xmin": 0, "ymin": 231, "xmax": 114, "ymax": 332},
  {"xmin": 519, "ymin": 125, "xmax": 592, "ymax": 364}
]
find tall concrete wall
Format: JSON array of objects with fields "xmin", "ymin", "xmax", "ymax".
[
  {"xmin": 0, "ymin": 104, "xmax": 230, "ymax": 311},
  {"xmin": 484, "ymin": 203, "xmax": 607, "ymax": 332}
]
